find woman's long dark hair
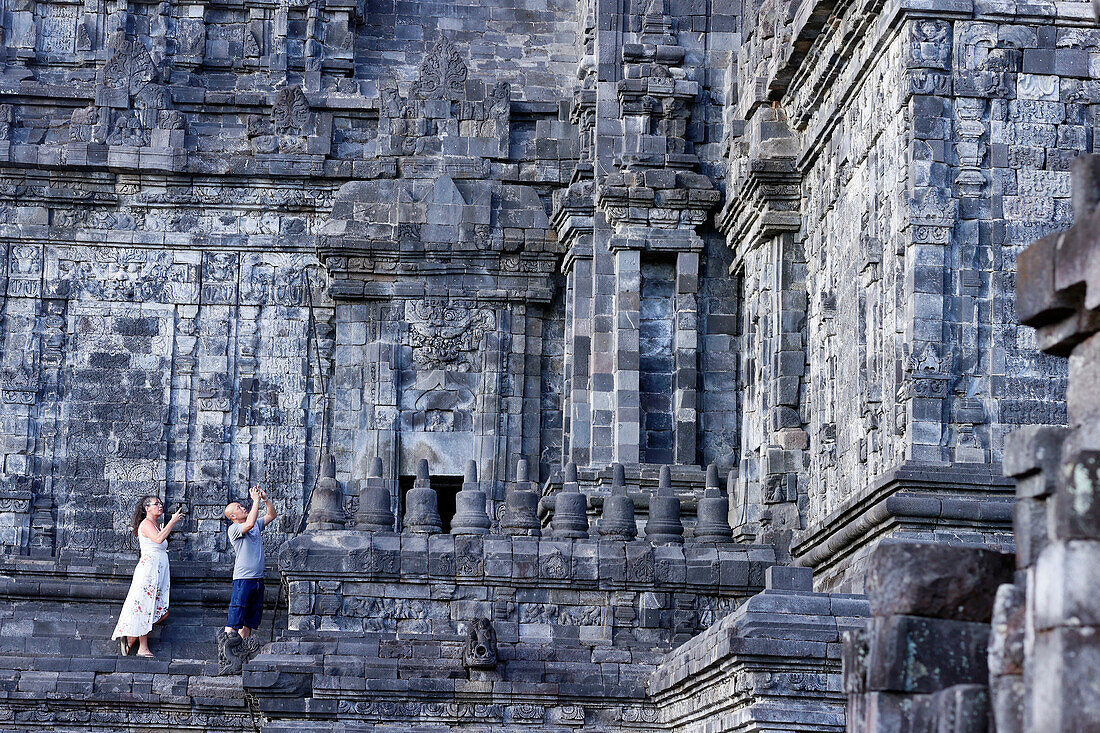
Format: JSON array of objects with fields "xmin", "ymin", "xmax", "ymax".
[{"xmin": 130, "ymin": 495, "xmax": 161, "ymax": 537}]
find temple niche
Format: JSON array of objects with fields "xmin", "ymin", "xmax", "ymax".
[{"xmin": 318, "ymin": 39, "xmax": 560, "ymax": 528}]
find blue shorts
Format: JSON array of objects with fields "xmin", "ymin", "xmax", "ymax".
[{"xmin": 227, "ymin": 579, "xmax": 264, "ymax": 630}]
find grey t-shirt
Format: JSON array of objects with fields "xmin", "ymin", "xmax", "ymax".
[{"xmin": 228, "ymin": 516, "xmax": 266, "ymax": 580}]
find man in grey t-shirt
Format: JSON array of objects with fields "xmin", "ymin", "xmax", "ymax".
[{"xmin": 222, "ymin": 487, "xmax": 277, "ymax": 642}]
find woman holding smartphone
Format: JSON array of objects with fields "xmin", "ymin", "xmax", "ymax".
[{"xmin": 111, "ymin": 496, "xmax": 184, "ymax": 657}]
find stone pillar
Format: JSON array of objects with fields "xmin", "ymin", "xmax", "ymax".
[
  {"xmin": 613, "ymin": 248, "xmax": 641, "ymax": 465},
  {"xmin": 674, "ymin": 251, "xmax": 699, "ymax": 464},
  {"xmin": 558, "ymin": 0, "xmax": 717, "ymax": 474},
  {"xmin": 716, "ymin": 114, "xmax": 803, "ymax": 549},
  {"xmin": 999, "ymin": 153, "xmax": 1100, "ymax": 733},
  {"xmin": 565, "ymin": 255, "xmax": 593, "ymax": 467}
]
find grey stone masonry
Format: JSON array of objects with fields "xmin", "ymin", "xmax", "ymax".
[
  {"xmin": 0, "ymin": 0, "xmax": 578, "ymax": 566},
  {"xmin": 253, "ymin": 525, "xmax": 777, "ymax": 730},
  {"xmin": 995, "ymin": 152, "xmax": 1100, "ymax": 732},
  {"xmin": 843, "ymin": 541, "xmax": 1013, "ymax": 732},
  {"xmin": 791, "ymin": 463, "xmax": 1016, "ymax": 592},
  {"xmin": 0, "ymin": 0, "xmax": 1075, "ymax": 596},
  {"xmin": 650, "ymin": 565, "xmax": 869, "ymax": 732},
  {"xmin": 0, "ymin": 0, "xmax": 1087, "ymax": 724},
  {"xmin": 720, "ymin": 0, "xmax": 1079, "ymax": 582},
  {"xmin": 0, "ymin": 554, "xmax": 267, "ymax": 730}
]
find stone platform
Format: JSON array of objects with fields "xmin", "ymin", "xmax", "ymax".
[
  {"xmin": 650, "ymin": 567, "xmax": 869, "ymax": 732},
  {"xmin": 0, "ymin": 555, "xmax": 274, "ymax": 732},
  {"xmin": 242, "ymin": 529, "xmax": 777, "ymax": 730}
]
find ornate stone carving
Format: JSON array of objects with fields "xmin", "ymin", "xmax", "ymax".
[
  {"xmin": 101, "ymin": 35, "xmax": 157, "ymax": 100},
  {"xmin": 37, "ymin": 2, "xmax": 78, "ymax": 55},
  {"xmin": 540, "ymin": 548, "xmax": 569, "ymax": 579},
  {"xmin": 0, "ymin": 105, "xmax": 11, "ymax": 142},
  {"xmin": 216, "ymin": 630, "xmax": 260, "ymax": 676},
  {"xmin": 68, "ymin": 105, "xmax": 100, "ymax": 142},
  {"xmin": 272, "ymin": 85, "xmax": 310, "ymax": 135},
  {"xmin": 908, "ymin": 20, "xmax": 951, "ymax": 69},
  {"xmin": 106, "ymin": 112, "xmax": 148, "ymax": 146},
  {"xmin": 414, "ymin": 38, "xmax": 468, "ymax": 100},
  {"xmin": 406, "ymin": 300, "xmax": 494, "ymax": 371},
  {"xmin": 461, "ymin": 618, "xmax": 498, "ymax": 670}
]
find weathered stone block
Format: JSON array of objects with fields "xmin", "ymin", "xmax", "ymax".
[
  {"xmin": 1032, "ymin": 540, "xmax": 1100, "ymax": 630},
  {"xmin": 765, "ymin": 565, "xmax": 813, "ymax": 591},
  {"xmin": 931, "ymin": 684, "xmax": 990, "ymax": 733},
  {"xmin": 1003, "ymin": 425, "xmax": 1068, "ymax": 490},
  {"xmin": 1050, "ymin": 451, "xmax": 1100, "ymax": 541},
  {"xmin": 865, "ymin": 615, "xmax": 991, "ymax": 693},
  {"xmin": 1028, "ymin": 626, "xmax": 1100, "ymax": 732},
  {"xmin": 867, "ymin": 541, "xmax": 1014, "ymax": 622}
]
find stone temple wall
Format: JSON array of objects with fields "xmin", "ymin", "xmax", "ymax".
[
  {"xmin": 1, "ymin": 0, "xmax": 1080, "ymax": 577},
  {"xmin": 0, "ymin": 0, "xmax": 1092, "ymax": 726},
  {"xmin": 718, "ymin": 0, "xmax": 1088, "ymax": 587},
  {"xmin": 0, "ymin": 0, "xmax": 584, "ymax": 561},
  {"xmin": 0, "ymin": 230, "xmax": 330, "ymax": 563},
  {"xmin": 841, "ymin": 152, "xmax": 1100, "ymax": 733}
]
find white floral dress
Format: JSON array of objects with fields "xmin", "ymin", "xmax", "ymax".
[{"xmin": 111, "ymin": 533, "xmax": 170, "ymax": 639}]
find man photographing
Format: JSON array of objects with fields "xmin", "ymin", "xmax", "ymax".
[{"xmin": 223, "ymin": 486, "xmax": 277, "ymax": 646}]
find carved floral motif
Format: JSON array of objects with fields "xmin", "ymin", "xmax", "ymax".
[
  {"xmin": 102, "ymin": 35, "xmax": 157, "ymax": 99},
  {"xmin": 414, "ymin": 39, "xmax": 468, "ymax": 100},
  {"xmin": 272, "ymin": 86, "xmax": 310, "ymax": 135}
]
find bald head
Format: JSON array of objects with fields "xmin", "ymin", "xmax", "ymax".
[{"xmin": 224, "ymin": 502, "xmax": 247, "ymax": 522}]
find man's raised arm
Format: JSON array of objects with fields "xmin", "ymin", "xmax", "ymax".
[{"xmin": 239, "ymin": 487, "xmax": 261, "ymax": 533}]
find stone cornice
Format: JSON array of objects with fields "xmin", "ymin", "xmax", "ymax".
[
  {"xmin": 789, "ymin": 461, "xmax": 1014, "ymax": 574},
  {"xmin": 606, "ymin": 226, "xmax": 703, "ymax": 253},
  {"xmin": 759, "ymin": 0, "xmax": 1095, "ymax": 124},
  {"xmin": 736, "ymin": 0, "xmax": 1096, "ymax": 178},
  {"xmin": 714, "ymin": 155, "xmax": 801, "ymax": 261},
  {"xmin": 561, "ymin": 239, "xmax": 594, "ymax": 274}
]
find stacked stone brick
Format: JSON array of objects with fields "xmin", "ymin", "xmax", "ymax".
[
  {"xmin": 842, "ymin": 140, "xmax": 1100, "ymax": 733},
  {"xmin": 0, "ymin": 555, "xmax": 253, "ymax": 730},
  {"xmin": 842, "ymin": 542, "xmax": 1013, "ymax": 732},
  {"xmin": 0, "ymin": 0, "xmax": 1091, "ymax": 726},
  {"xmin": 251, "ymin": 457, "xmax": 777, "ymax": 730},
  {"xmin": 994, "ymin": 152, "xmax": 1100, "ymax": 732},
  {"xmin": 729, "ymin": 0, "xmax": 1084, "ymax": 587},
  {"xmin": 650, "ymin": 566, "xmax": 869, "ymax": 732}
]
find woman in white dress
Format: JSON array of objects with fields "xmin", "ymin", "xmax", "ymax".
[{"xmin": 111, "ymin": 495, "xmax": 184, "ymax": 657}]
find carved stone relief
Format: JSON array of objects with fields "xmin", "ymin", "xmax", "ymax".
[{"xmin": 405, "ymin": 300, "xmax": 494, "ymax": 372}]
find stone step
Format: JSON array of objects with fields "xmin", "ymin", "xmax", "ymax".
[
  {"xmin": 0, "ymin": 614, "xmax": 270, "ymax": 663},
  {"xmin": 0, "ymin": 652, "xmax": 253, "ymax": 731}
]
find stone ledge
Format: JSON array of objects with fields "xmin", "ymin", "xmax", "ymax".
[
  {"xmin": 790, "ymin": 462, "xmax": 1014, "ymax": 588},
  {"xmin": 280, "ymin": 531, "xmax": 776, "ymax": 592},
  {"xmin": 0, "ymin": 653, "xmax": 246, "ymax": 731},
  {"xmin": 648, "ymin": 580, "xmax": 868, "ymax": 732},
  {"xmin": 246, "ymin": 635, "xmax": 659, "ymax": 729}
]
